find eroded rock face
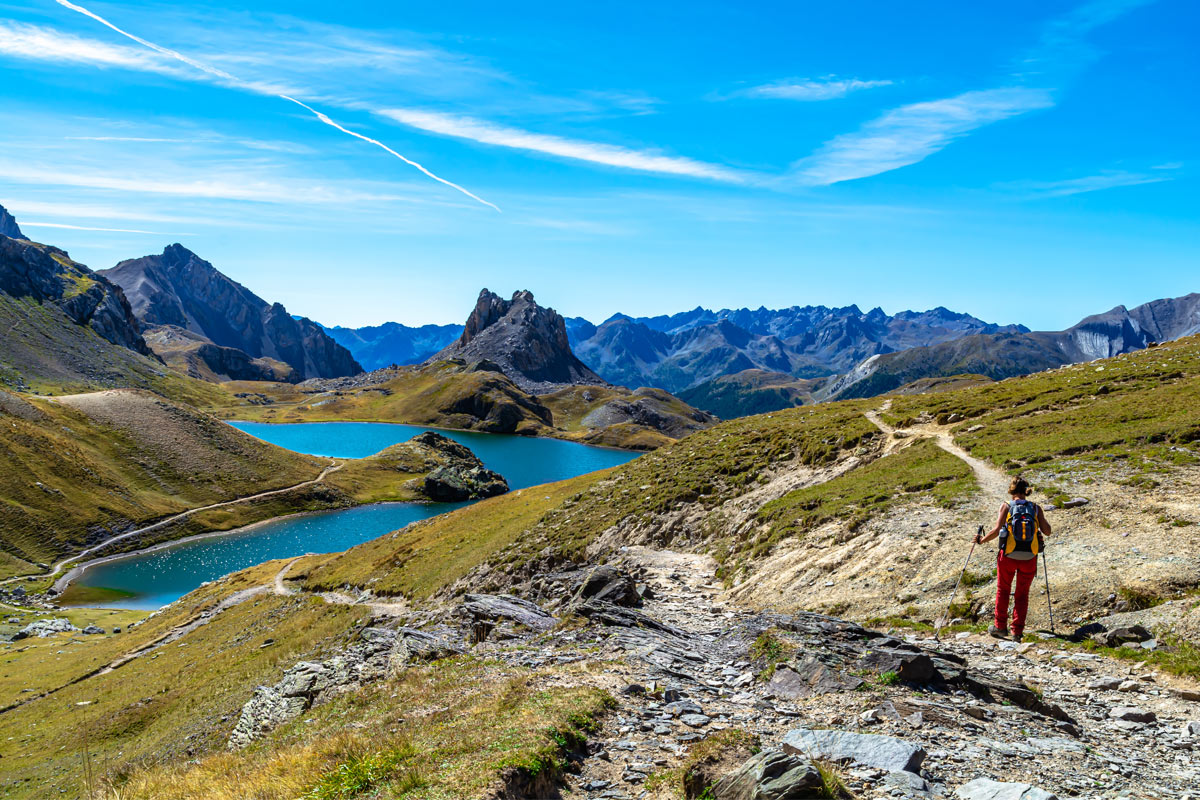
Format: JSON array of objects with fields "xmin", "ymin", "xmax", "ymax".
[
  {"xmin": 100, "ymin": 244, "xmax": 361, "ymax": 380},
  {"xmin": 432, "ymin": 289, "xmax": 605, "ymax": 393},
  {"xmin": 0, "ymin": 237, "xmax": 152, "ymax": 356}
]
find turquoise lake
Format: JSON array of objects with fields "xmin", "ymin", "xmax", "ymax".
[{"xmin": 69, "ymin": 422, "xmax": 637, "ymax": 609}]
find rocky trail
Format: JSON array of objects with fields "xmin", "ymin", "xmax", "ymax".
[
  {"xmin": 216, "ymin": 546, "xmax": 1200, "ymax": 799},
  {"xmin": 865, "ymin": 401, "xmax": 1010, "ymax": 501}
]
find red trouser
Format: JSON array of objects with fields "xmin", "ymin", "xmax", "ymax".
[{"xmin": 995, "ymin": 552, "xmax": 1038, "ymax": 636}]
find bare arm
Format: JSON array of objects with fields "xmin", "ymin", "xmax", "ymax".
[
  {"xmin": 1037, "ymin": 505, "xmax": 1052, "ymax": 538},
  {"xmin": 977, "ymin": 503, "xmax": 1007, "ymax": 543}
]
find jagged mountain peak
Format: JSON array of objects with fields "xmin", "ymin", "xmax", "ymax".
[
  {"xmin": 433, "ymin": 288, "xmax": 605, "ymax": 393},
  {"xmin": 0, "ymin": 203, "xmax": 29, "ymax": 241}
]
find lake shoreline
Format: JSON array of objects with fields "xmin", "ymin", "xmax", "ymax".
[{"xmin": 53, "ymin": 500, "xmax": 436, "ymax": 604}]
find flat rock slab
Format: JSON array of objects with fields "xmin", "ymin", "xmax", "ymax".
[
  {"xmin": 955, "ymin": 778, "xmax": 1058, "ymax": 800},
  {"xmin": 782, "ymin": 728, "xmax": 925, "ymax": 774},
  {"xmin": 460, "ymin": 593, "xmax": 557, "ymax": 632}
]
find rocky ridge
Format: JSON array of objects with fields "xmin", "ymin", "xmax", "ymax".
[
  {"xmin": 0, "ymin": 203, "xmax": 27, "ymax": 240},
  {"xmin": 0, "ymin": 234, "xmax": 152, "ymax": 357}
]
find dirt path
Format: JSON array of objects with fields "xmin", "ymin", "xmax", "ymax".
[
  {"xmin": 0, "ymin": 460, "xmax": 343, "ymax": 597},
  {"xmin": 865, "ymin": 400, "xmax": 1010, "ymax": 500}
]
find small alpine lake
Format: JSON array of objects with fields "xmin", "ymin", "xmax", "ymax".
[{"xmin": 66, "ymin": 421, "xmax": 638, "ymax": 609}]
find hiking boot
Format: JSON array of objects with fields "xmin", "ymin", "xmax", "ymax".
[{"xmin": 988, "ymin": 625, "xmax": 1009, "ymax": 639}]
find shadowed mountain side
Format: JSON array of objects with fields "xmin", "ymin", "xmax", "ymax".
[
  {"xmin": 143, "ymin": 325, "xmax": 294, "ymax": 383},
  {"xmin": 100, "ymin": 245, "xmax": 361, "ymax": 381},
  {"xmin": 0, "ymin": 203, "xmax": 27, "ymax": 240}
]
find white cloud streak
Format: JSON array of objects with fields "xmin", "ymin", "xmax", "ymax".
[
  {"xmin": 1001, "ymin": 169, "xmax": 1174, "ymax": 198},
  {"xmin": 20, "ymin": 221, "xmax": 192, "ymax": 235},
  {"xmin": 792, "ymin": 88, "xmax": 1054, "ymax": 186},
  {"xmin": 52, "ymin": 0, "xmax": 499, "ymax": 211},
  {"xmin": 378, "ymin": 108, "xmax": 747, "ymax": 183},
  {"xmin": 0, "ymin": 20, "xmax": 181, "ymax": 75},
  {"xmin": 743, "ymin": 77, "xmax": 892, "ymax": 101}
]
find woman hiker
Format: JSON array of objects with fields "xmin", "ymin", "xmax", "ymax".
[{"xmin": 974, "ymin": 476, "xmax": 1051, "ymax": 640}]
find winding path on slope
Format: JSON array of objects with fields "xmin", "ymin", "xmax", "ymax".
[
  {"xmin": 0, "ymin": 461, "xmax": 344, "ymax": 595},
  {"xmin": 865, "ymin": 400, "xmax": 1010, "ymax": 501}
]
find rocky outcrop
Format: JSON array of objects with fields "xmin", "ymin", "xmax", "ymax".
[
  {"xmin": 0, "ymin": 236, "xmax": 152, "ymax": 356},
  {"xmin": 431, "ymin": 289, "xmax": 605, "ymax": 392},
  {"xmin": 99, "ymin": 244, "xmax": 361, "ymax": 381},
  {"xmin": 0, "ymin": 203, "xmax": 27, "ymax": 240},
  {"xmin": 13, "ymin": 617, "xmax": 78, "ymax": 639},
  {"xmin": 142, "ymin": 325, "xmax": 293, "ymax": 382},
  {"xmin": 578, "ymin": 387, "xmax": 717, "ymax": 437},
  {"xmin": 229, "ymin": 626, "xmax": 400, "ymax": 748},
  {"xmin": 406, "ymin": 431, "xmax": 508, "ymax": 501}
]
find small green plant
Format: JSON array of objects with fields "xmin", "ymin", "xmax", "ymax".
[
  {"xmin": 877, "ymin": 670, "xmax": 900, "ymax": 686},
  {"xmin": 1118, "ymin": 585, "xmax": 1165, "ymax": 611},
  {"xmin": 961, "ymin": 569, "xmax": 995, "ymax": 588},
  {"xmin": 304, "ymin": 744, "xmax": 424, "ymax": 800},
  {"xmin": 814, "ymin": 760, "xmax": 853, "ymax": 799},
  {"xmin": 750, "ymin": 629, "xmax": 795, "ymax": 680}
]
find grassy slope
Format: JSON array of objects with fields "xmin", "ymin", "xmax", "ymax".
[
  {"xmin": 0, "ymin": 578, "xmax": 369, "ymax": 798},
  {"xmin": 0, "ymin": 292, "xmax": 227, "ymax": 407},
  {"xmin": 0, "ymin": 390, "xmax": 322, "ymax": 571},
  {"xmin": 109, "ymin": 658, "xmax": 612, "ymax": 800},
  {"xmin": 679, "ymin": 369, "xmax": 827, "ymax": 419}
]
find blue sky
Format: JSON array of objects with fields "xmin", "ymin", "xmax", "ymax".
[{"xmin": 0, "ymin": 0, "xmax": 1195, "ymax": 329}]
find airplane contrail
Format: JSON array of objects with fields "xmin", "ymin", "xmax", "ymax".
[{"xmin": 54, "ymin": 0, "xmax": 500, "ymax": 212}]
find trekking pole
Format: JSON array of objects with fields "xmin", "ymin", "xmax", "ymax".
[
  {"xmin": 934, "ymin": 525, "xmax": 983, "ymax": 641},
  {"xmin": 1041, "ymin": 548, "xmax": 1055, "ymax": 636}
]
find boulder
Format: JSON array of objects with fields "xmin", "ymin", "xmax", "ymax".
[
  {"xmin": 460, "ymin": 594, "xmax": 557, "ymax": 632},
  {"xmin": 1092, "ymin": 625, "xmax": 1153, "ymax": 648},
  {"xmin": 1109, "ymin": 706, "xmax": 1156, "ymax": 723},
  {"xmin": 711, "ymin": 750, "xmax": 823, "ymax": 800},
  {"xmin": 81, "ymin": 624, "xmax": 105, "ymax": 635},
  {"xmin": 954, "ymin": 778, "xmax": 1057, "ymax": 800},
  {"xmin": 538, "ymin": 564, "xmax": 642, "ymax": 608},
  {"xmin": 781, "ymin": 728, "xmax": 925, "ymax": 774},
  {"xmin": 855, "ymin": 647, "xmax": 939, "ymax": 684},
  {"xmin": 767, "ymin": 660, "xmax": 862, "ymax": 699},
  {"xmin": 13, "ymin": 618, "xmax": 78, "ymax": 639},
  {"xmin": 390, "ymin": 627, "xmax": 462, "ymax": 667}
]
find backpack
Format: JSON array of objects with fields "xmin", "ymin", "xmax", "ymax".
[{"xmin": 1002, "ymin": 499, "xmax": 1040, "ymax": 556}]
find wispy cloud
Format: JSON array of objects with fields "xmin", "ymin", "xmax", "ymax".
[
  {"xmin": 378, "ymin": 108, "xmax": 747, "ymax": 183},
  {"xmin": 47, "ymin": 0, "xmax": 499, "ymax": 210},
  {"xmin": 0, "ymin": 20, "xmax": 182, "ymax": 75},
  {"xmin": 20, "ymin": 221, "xmax": 193, "ymax": 235},
  {"xmin": 739, "ymin": 77, "xmax": 892, "ymax": 102},
  {"xmin": 0, "ymin": 160, "xmax": 443, "ymax": 206},
  {"xmin": 792, "ymin": 88, "xmax": 1054, "ymax": 186},
  {"xmin": 65, "ymin": 135, "xmax": 313, "ymax": 154},
  {"xmin": 999, "ymin": 168, "xmax": 1176, "ymax": 198}
]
